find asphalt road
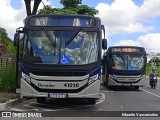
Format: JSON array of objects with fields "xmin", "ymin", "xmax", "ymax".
[{"xmin": 2, "ymin": 77, "xmax": 160, "ymax": 119}]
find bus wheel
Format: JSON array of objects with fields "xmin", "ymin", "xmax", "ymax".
[
  {"xmin": 107, "ymin": 86, "xmax": 112, "ymax": 90},
  {"xmin": 103, "ymin": 80, "xmax": 107, "ymax": 86},
  {"xmin": 134, "ymin": 86, "xmax": 139, "ymax": 90},
  {"xmin": 103, "ymin": 79, "xmax": 108, "ymax": 87},
  {"xmin": 88, "ymin": 98, "xmax": 96, "ymax": 105},
  {"xmin": 37, "ymin": 97, "xmax": 46, "ymax": 103}
]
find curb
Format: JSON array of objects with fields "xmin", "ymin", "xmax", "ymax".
[{"xmin": 0, "ymin": 99, "xmax": 21, "ymax": 111}]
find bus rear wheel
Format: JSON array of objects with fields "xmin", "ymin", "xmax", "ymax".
[
  {"xmin": 37, "ymin": 97, "xmax": 46, "ymax": 103},
  {"xmin": 88, "ymin": 98, "xmax": 96, "ymax": 105}
]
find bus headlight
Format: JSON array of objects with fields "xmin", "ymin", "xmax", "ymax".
[
  {"xmin": 88, "ymin": 74, "xmax": 99, "ymax": 85},
  {"xmin": 140, "ymin": 75, "xmax": 145, "ymax": 80},
  {"xmin": 109, "ymin": 74, "xmax": 114, "ymax": 79},
  {"xmin": 22, "ymin": 72, "xmax": 31, "ymax": 83}
]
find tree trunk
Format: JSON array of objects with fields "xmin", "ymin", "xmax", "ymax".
[
  {"xmin": 24, "ymin": 0, "xmax": 31, "ymax": 16},
  {"xmin": 32, "ymin": 0, "xmax": 42, "ymax": 15}
]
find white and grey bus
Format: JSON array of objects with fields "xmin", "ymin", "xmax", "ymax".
[
  {"xmin": 14, "ymin": 14, "xmax": 107, "ymax": 104},
  {"xmin": 102, "ymin": 46, "xmax": 146, "ymax": 90}
]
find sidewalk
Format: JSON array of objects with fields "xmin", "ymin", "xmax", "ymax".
[
  {"xmin": 0, "ymin": 92, "xmax": 21, "ymax": 111},
  {"xmin": 0, "ymin": 99, "xmax": 21, "ymax": 111}
]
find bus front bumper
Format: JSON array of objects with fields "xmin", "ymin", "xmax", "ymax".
[
  {"xmin": 20, "ymin": 78, "xmax": 100, "ymax": 99},
  {"xmin": 108, "ymin": 75, "xmax": 145, "ymax": 87}
]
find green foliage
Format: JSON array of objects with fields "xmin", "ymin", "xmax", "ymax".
[
  {"xmin": 38, "ymin": 6, "xmax": 61, "ymax": 14},
  {"xmin": 38, "ymin": 5, "xmax": 78, "ymax": 15},
  {"xmin": 6, "ymin": 41, "xmax": 16, "ymax": 55},
  {"xmin": 0, "ymin": 27, "xmax": 16, "ymax": 56},
  {"xmin": 153, "ymin": 57, "xmax": 160, "ymax": 66},
  {"xmin": 0, "ymin": 27, "xmax": 7, "ymax": 37},
  {"xmin": 38, "ymin": 0, "xmax": 98, "ymax": 16},
  {"xmin": 146, "ymin": 66, "xmax": 152, "ymax": 76},
  {"xmin": 0, "ymin": 98, "xmax": 7, "ymax": 103},
  {"xmin": 0, "ymin": 65, "xmax": 16, "ymax": 92},
  {"xmin": 76, "ymin": 5, "xmax": 98, "ymax": 16},
  {"xmin": 60, "ymin": 0, "xmax": 82, "ymax": 9},
  {"xmin": 0, "ymin": 27, "xmax": 8, "ymax": 44},
  {"xmin": 146, "ymin": 66, "xmax": 160, "ymax": 76}
]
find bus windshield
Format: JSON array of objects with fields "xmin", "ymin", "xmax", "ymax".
[
  {"xmin": 110, "ymin": 54, "xmax": 145, "ymax": 70},
  {"xmin": 23, "ymin": 30, "xmax": 99, "ymax": 65}
]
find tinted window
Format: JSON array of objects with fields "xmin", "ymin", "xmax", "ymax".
[{"xmin": 30, "ymin": 17, "xmax": 96, "ymax": 27}]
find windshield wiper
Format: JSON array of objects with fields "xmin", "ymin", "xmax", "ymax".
[
  {"xmin": 65, "ymin": 28, "xmax": 82, "ymax": 46},
  {"xmin": 41, "ymin": 27, "xmax": 55, "ymax": 46},
  {"xmin": 41, "ymin": 27, "xmax": 56, "ymax": 55}
]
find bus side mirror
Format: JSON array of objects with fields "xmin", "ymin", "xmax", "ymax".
[
  {"xmin": 13, "ymin": 27, "xmax": 24, "ymax": 46},
  {"xmin": 102, "ymin": 39, "xmax": 107, "ymax": 50},
  {"xmin": 13, "ymin": 33, "xmax": 19, "ymax": 46}
]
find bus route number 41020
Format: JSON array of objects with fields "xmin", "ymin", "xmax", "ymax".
[{"xmin": 64, "ymin": 83, "xmax": 79, "ymax": 88}]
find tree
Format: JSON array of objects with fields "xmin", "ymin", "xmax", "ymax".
[
  {"xmin": 0, "ymin": 27, "xmax": 16, "ymax": 56},
  {"xmin": 0, "ymin": 28, "xmax": 7, "ymax": 37},
  {"xmin": 0, "ymin": 27, "xmax": 8, "ymax": 44},
  {"xmin": 38, "ymin": 0, "xmax": 98, "ymax": 16},
  {"xmin": 23, "ymin": 0, "xmax": 98, "ymax": 16},
  {"xmin": 60, "ymin": 0, "xmax": 82, "ymax": 9},
  {"xmin": 153, "ymin": 57, "xmax": 160, "ymax": 67},
  {"xmin": 24, "ymin": 0, "xmax": 42, "ymax": 16},
  {"xmin": 76, "ymin": 5, "xmax": 98, "ymax": 15}
]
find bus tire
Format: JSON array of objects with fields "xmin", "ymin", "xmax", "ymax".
[
  {"xmin": 88, "ymin": 98, "xmax": 96, "ymax": 105},
  {"xmin": 102, "ymin": 75, "xmax": 107, "ymax": 86},
  {"xmin": 104, "ymin": 78, "xmax": 109, "ymax": 87},
  {"xmin": 134, "ymin": 86, "xmax": 139, "ymax": 90},
  {"xmin": 37, "ymin": 97, "xmax": 46, "ymax": 103},
  {"xmin": 107, "ymin": 86, "xmax": 112, "ymax": 90},
  {"xmin": 103, "ymin": 80, "xmax": 107, "ymax": 86}
]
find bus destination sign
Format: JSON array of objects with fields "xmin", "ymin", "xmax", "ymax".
[{"xmin": 111, "ymin": 48, "xmax": 140, "ymax": 52}]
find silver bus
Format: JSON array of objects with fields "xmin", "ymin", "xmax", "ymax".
[
  {"xmin": 102, "ymin": 46, "xmax": 146, "ymax": 90},
  {"xmin": 14, "ymin": 14, "xmax": 107, "ymax": 104}
]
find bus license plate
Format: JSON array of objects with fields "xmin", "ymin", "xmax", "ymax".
[
  {"xmin": 123, "ymin": 84, "xmax": 130, "ymax": 86},
  {"xmin": 49, "ymin": 93, "xmax": 66, "ymax": 98}
]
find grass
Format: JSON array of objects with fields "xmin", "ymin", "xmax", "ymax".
[
  {"xmin": 146, "ymin": 66, "xmax": 160, "ymax": 76},
  {"xmin": 0, "ymin": 99, "xmax": 8, "ymax": 103},
  {"xmin": 0, "ymin": 65, "xmax": 19, "ymax": 103},
  {"xmin": 0, "ymin": 65, "xmax": 16, "ymax": 92}
]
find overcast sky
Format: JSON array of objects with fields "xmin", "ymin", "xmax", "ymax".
[{"xmin": 0, "ymin": 0, "xmax": 160, "ymax": 52}]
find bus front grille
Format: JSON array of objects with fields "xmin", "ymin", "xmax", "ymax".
[
  {"xmin": 113, "ymin": 74, "xmax": 141, "ymax": 82},
  {"xmin": 31, "ymin": 71, "xmax": 88, "ymax": 76}
]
